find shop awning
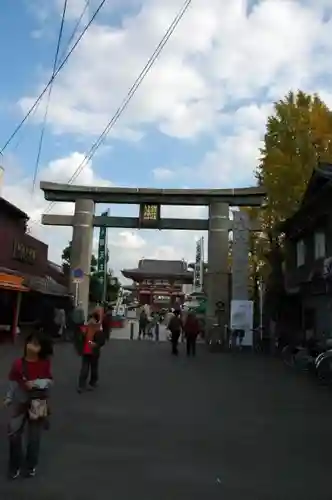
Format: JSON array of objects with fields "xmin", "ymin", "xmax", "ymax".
[
  {"xmin": 0, "ymin": 273, "xmax": 29, "ymax": 292},
  {"xmin": 24, "ymin": 275, "xmax": 69, "ymax": 296}
]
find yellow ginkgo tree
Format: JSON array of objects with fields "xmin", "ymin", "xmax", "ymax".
[{"xmin": 253, "ymin": 90, "xmax": 332, "ymax": 320}]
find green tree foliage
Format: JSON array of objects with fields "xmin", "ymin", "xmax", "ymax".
[{"xmin": 61, "ymin": 241, "xmax": 120, "ymax": 303}]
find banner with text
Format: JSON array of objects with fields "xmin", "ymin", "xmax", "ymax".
[
  {"xmin": 194, "ymin": 237, "xmax": 204, "ymax": 292},
  {"xmin": 97, "ymin": 210, "xmax": 109, "ymax": 301}
]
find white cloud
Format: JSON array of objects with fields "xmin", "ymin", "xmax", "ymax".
[
  {"xmin": 152, "ymin": 167, "xmax": 175, "ymax": 181},
  {"xmin": 162, "ymin": 205, "xmax": 207, "ymax": 219},
  {"xmin": 55, "ymin": 0, "xmax": 89, "ymax": 20},
  {"xmin": 111, "ymin": 230, "xmax": 146, "ymax": 250},
  {"xmin": 1, "ymin": 152, "xmax": 202, "ymax": 280},
  {"xmin": 19, "ymin": 0, "xmax": 332, "ymax": 144},
  {"xmin": 5, "ymin": 0, "xmax": 332, "ymax": 282}
]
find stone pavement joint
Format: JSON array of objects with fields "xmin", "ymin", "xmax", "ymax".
[{"xmin": 0, "ymin": 339, "xmax": 332, "ymax": 499}]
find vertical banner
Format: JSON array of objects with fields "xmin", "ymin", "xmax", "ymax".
[
  {"xmin": 200, "ymin": 237, "xmax": 204, "ymax": 290},
  {"xmin": 97, "ymin": 210, "xmax": 109, "ymax": 302},
  {"xmin": 194, "ymin": 238, "xmax": 203, "ymax": 292}
]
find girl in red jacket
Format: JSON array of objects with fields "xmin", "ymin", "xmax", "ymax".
[{"xmin": 4, "ymin": 332, "xmax": 53, "ymax": 480}]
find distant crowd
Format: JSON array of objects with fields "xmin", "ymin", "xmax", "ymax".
[{"xmin": 138, "ymin": 305, "xmax": 201, "ymax": 356}]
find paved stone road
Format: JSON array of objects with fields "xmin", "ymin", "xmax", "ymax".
[{"xmin": 1, "ymin": 338, "xmax": 332, "ymax": 499}]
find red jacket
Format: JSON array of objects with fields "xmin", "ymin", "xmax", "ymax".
[{"xmin": 183, "ymin": 316, "xmax": 200, "ymax": 338}]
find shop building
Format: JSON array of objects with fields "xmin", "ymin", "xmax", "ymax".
[{"xmin": 0, "ymin": 197, "xmax": 69, "ymax": 341}]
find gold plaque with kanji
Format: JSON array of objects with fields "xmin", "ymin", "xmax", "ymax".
[{"xmin": 139, "ymin": 203, "xmax": 160, "ymax": 227}]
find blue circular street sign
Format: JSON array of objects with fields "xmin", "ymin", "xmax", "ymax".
[{"xmin": 73, "ymin": 268, "xmax": 84, "ymax": 279}]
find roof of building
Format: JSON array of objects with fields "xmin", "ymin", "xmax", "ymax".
[
  {"xmin": 47, "ymin": 261, "xmax": 65, "ymax": 275},
  {"xmin": 300, "ymin": 163, "xmax": 332, "ymax": 206},
  {"xmin": 280, "ymin": 163, "xmax": 332, "ymax": 233},
  {"xmin": 0, "ymin": 197, "xmax": 29, "ymax": 221},
  {"xmin": 122, "ymin": 259, "xmax": 193, "ymax": 280}
]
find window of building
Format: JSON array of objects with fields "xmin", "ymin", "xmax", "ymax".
[
  {"xmin": 296, "ymin": 240, "xmax": 305, "ymax": 267},
  {"xmin": 314, "ymin": 232, "xmax": 326, "ymax": 259}
]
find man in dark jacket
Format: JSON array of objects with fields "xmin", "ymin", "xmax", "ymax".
[
  {"xmin": 168, "ymin": 310, "xmax": 182, "ymax": 355},
  {"xmin": 138, "ymin": 309, "xmax": 148, "ymax": 340},
  {"xmin": 183, "ymin": 312, "xmax": 200, "ymax": 357}
]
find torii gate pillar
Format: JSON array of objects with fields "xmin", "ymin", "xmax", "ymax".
[
  {"xmin": 71, "ymin": 199, "xmax": 94, "ymax": 319},
  {"xmin": 205, "ymin": 202, "xmax": 229, "ymax": 333}
]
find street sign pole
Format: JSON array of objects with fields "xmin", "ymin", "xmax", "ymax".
[
  {"xmin": 72, "ymin": 268, "xmax": 84, "ymax": 308},
  {"xmin": 75, "ymin": 282, "xmax": 79, "ymax": 307}
]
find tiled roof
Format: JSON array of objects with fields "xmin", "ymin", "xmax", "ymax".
[
  {"xmin": 122, "ymin": 259, "xmax": 193, "ymax": 278},
  {"xmin": 138, "ymin": 259, "xmax": 188, "ymax": 274}
]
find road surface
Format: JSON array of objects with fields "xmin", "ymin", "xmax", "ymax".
[{"xmin": 0, "ymin": 338, "xmax": 332, "ymax": 499}]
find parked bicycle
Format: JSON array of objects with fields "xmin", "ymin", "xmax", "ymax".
[
  {"xmin": 315, "ymin": 347, "xmax": 332, "ymax": 384},
  {"xmin": 281, "ymin": 337, "xmax": 332, "ymax": 374},
  {"xmin": 281, "ymin": 344, "xmax": 314, "ymax": 371}
]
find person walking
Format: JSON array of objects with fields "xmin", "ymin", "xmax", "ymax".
[
  {"xmin": 183, "ymin": 312, "xmax": 200, "ymax": 357},
  {"xmin": 71, "ymin": 302, "xmax": 85, "ymax": 342},
  {"xmin": 54, "ymin": 307, "xmax": 66, "ymax": 338},
  {"xmin": 4, "ymin": 332, "xmax": 53, "ymax": 480},
  {"xmin": 154, "ymin": 312, "xmax": 160, "ymax": 342},
  {"xmin": 76, "ymin": 312, "xmax": 106, "ymax": 393},
  {"xmin": 168, "ymin": 310, "xmax": 182, "ymax": 355},
  {"xmin": 138, "ymin": 308, "xmax": 148, "ymax": 340}
]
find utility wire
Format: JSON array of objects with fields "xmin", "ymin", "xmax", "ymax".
[
  {"xmin": 39, "ymin": 0, "xmax": 193, "ymax": 220},
  {"xmin": 58, "ymin": 0, "xmax": 90, "ymax": 65},
  {"xmin": 32, "ymin": 0, "xmax": 68, "ymax": 192},
  {"xmin": 0, "ymin": 0, "xmax": 107, "ymax": 155},
  {"xmin": 6, "ymin": 0, "xmax": 90, "ymax": 160}
]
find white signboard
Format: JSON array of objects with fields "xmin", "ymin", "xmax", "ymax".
[{"xmin": 230, "ymin": 300, "xmax": 254, "ymax": 346}]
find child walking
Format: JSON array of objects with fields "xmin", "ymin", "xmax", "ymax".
[{"xmin": 4, "ymin": 332, "xmax": 53, "ymax": 480}]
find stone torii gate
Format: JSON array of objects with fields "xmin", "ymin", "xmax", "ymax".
[{"xmin": 40, "ymin": 182, "xmax": 265, "ymax": 330}]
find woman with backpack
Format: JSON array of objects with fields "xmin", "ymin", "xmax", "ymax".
[{"xmin": 4, "ymin": 332, "xmax": 53, "ymax": 480}]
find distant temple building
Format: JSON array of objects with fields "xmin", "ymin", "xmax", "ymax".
[{"xmin": 122, "ymin": 259, "xmax": 193, "ymax": 309}]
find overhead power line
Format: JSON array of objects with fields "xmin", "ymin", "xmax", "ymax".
[
  {"xmin": 40, "ymin": 0, "xmax": 193, "ymax": 219},
  {"xmin": 7, "ymin": 0, "xmax": 90, "ymax": 158},
  {"xmin": 0, "ymin": 0, "xmax": 106, "ymax": 155},
  {"xmin": 32, "ymin": 0, "xmax": 68, "ymax": 192},
  {"xmin": 59, "ymin": 0, "xmax": 90, "ymax": 64}
]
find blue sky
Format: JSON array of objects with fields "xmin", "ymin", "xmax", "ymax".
[{"xmin": 1, "ymin": 0, "xmax": 332, "ymax": 277}]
